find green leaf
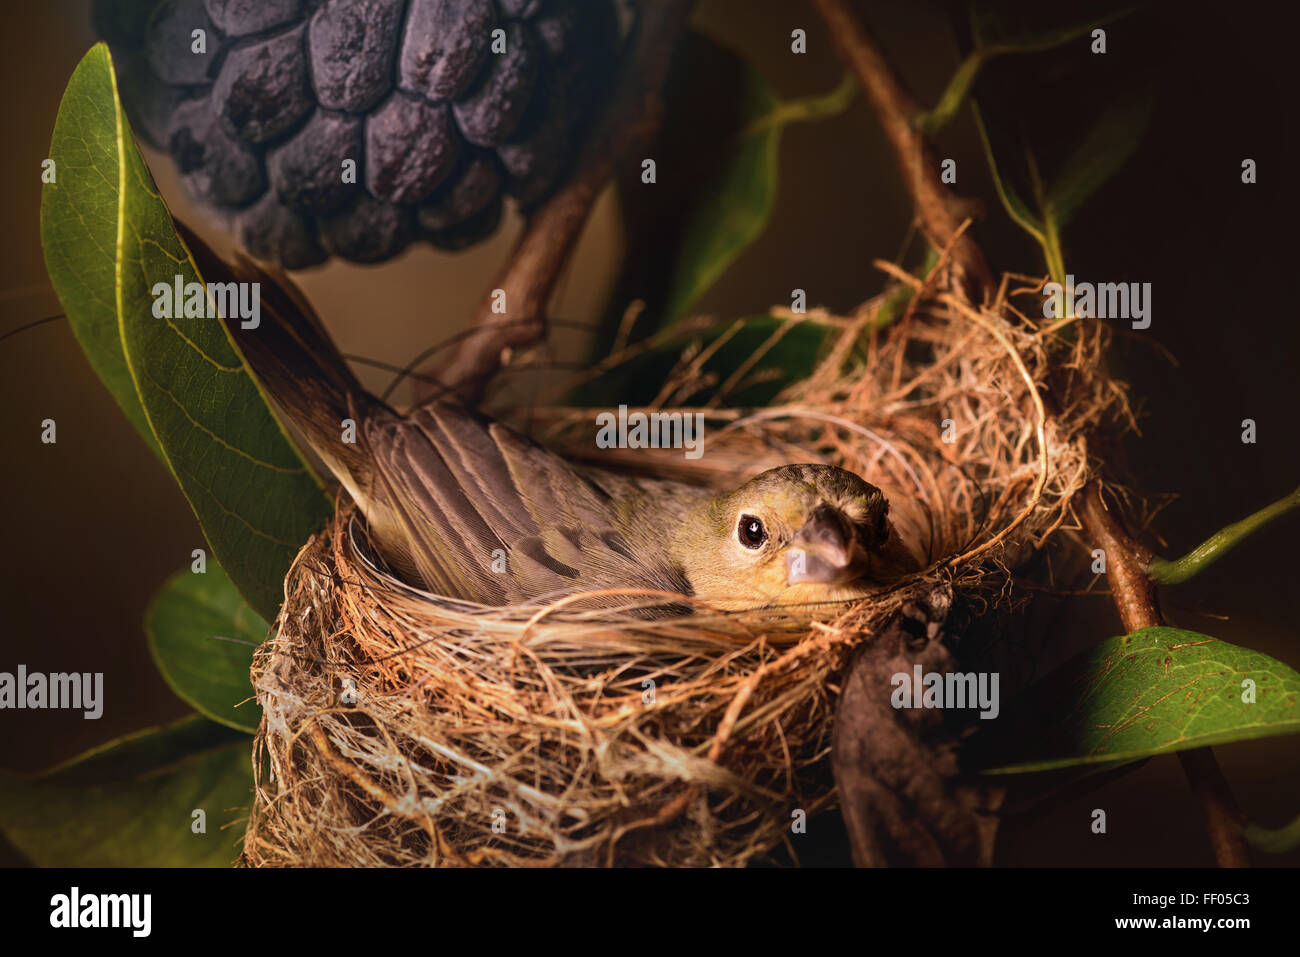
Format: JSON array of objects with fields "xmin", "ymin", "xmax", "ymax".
[
  {"xmin": 40, "ymin": 43, "xmax": 161, "ymax": 459},
  {"xmin": 922, "ymin": 50, "xmax": 991, "ymax": 137},
  {"xmin": 660, "ymin": 40, "xmax": 856, "ymax": 326},
  {"xmin": 971, "ymin": 105, "xmax": 1046, "ymax": 246},
  {"xmin": 699, "ymin": 315, "xmax": 836, "ymax": 406},
  {"xmin": 973, "ymin": 85, "xmax": 1152, "ymax": 286},
  {"xmin": 977, "ymin": 627, "xmax": 1300, "ymax": 774},
  {"xmin": 1045, "ymin": 85, "xmax": 1156, "ymax": 227},
  {"xmin": 1147, "ymin": 486, "xmax": 1300, "ymax": 585},
  {"xmin": 1245, "ymin": 812, "xmax": 1300, "ymax": 853},
  {"xmin": 924, "ymin": 6, "xmax": 1133, "ymax": 135},
  {"xmin": 578, "ymin": 314, "xmax": 836, "ymax": 409},
  {"xmin": 964, "ymin": 3, "xmax": 1153, "ymax": 285},
  {"xmin": 969, "ymin": 3, "xmax": 1134, "ymax": 55},
  {"xmin": 0, "ymin": 715, "xmax": 252, "ymax": 867},
  {"xmin": 147, "ymin": 564, "xmax": 268, "ymax": 734},
  {"xmin": 657, "ymin": 49, "xmax": 776, "ymax": 326},
  {"xmin": 42, "ymin": 45, "xmax": 333, "ymax": 621}
]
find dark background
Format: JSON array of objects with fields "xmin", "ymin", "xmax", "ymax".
[{"xmin": 0, "ymin": 0, "xmax": 1295, "ymax": 866}]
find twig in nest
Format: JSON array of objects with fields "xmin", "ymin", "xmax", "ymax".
[
  {"xmin": 933, "ymin": 292, "xmax": 1049, "ymax": 565},
  {"xmin": 427, "ymin": 0, "xmax": 694, "ymax": 403},
  {"xmin": 867, "ymin": 260, "xmax": 1051, "ymax": 550},
  {"xmin": 307, "ymin": 720, "xmax": 467, "ymax": 866}
]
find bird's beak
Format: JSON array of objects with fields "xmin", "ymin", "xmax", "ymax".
[{"xmin": 786, "ymin": 504, "xmax": 860, "ymax": 585}]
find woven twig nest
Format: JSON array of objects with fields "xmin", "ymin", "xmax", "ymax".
[{"xmin": 242, "ymin": 277, "xmax": 1123, "ymax": 867}]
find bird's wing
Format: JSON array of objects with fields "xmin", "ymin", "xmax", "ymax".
[{"xmin": 367, "ymin": 401, "xmax": 695, "ymax": 605}]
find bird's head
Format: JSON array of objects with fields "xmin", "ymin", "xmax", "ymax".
[{"xmin": 682, "ymin": 464, "xmax": 897, "ymax": 611}]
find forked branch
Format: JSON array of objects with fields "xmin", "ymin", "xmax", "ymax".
[
  {"xmin": 428, "ymin": 0, "xmax": 693, "ymax": 403},
  {"xmin": 811, "ymin": 0, "xmax": 992, "ymax": 303}
]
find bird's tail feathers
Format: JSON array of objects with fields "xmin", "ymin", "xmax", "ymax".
[{"xmin": 177, "ymin": 221, "xmax": 385, "ymax": 503}]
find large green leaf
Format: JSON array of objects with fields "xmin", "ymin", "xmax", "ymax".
[
  {"xmin": 977, "ymin": 627, "xmax": 1300, "ymax": 773},
  {"xmin": 40, "ymin": 43, "xmax": 160, "ymax": 458},
  {"xmin": 41, "ymin": 44, "xmax": 333, "ymax": 621},
  {"xmin": 578, "ymin": 314, "xmax": 837, "ymax": 409},
  {"xmin": 147, "ymin": 564, "xmax": 267, "ymax": 734},
  {"xmin": 659, "ymin": 64, "xmax": 776, "ymax": 326},
  {"xmin": 700, "ymin": 315, "xmax": 836, "ymax": 406},
  {"xmin": 0, "ymin": 716, "xmax": 252, "ymax": 867},
  {"xmin": 660, "ymin": 37, "xmax": 856, "ymax": 326}
]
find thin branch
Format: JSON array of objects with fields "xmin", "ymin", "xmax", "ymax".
[
  {"xmin": 1075, "ymin": 482, "xmax": 1161, "ymax": 632},
  {"xmin": 811, "ymin": 0, "xmax": 992, "ymax": 302},
  {"xmin": 426, "ymin": 0, "xmax": 693, "ymax": 403}
]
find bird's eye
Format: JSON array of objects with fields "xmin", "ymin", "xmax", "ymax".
[{"xmin": 737, "ymin": 514, "xmax": 767, "ymax": 549}]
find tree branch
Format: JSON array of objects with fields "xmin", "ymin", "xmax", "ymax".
[
  {"xmin": 810, "ymin": 0, "xmax": 992, "ymax": 303},
  {"xmin": 1075, "ymin": 482, "xmax": 1161, "ymax": 632},
  {"xmin": 813, "ymin": 0, "xmax": 1251, "ymax": 868},
  {"xmin": 426, "ymin": 0, "xmax": 693, "ymax": 404},
  {"xmin": 1077, "ymin": 482, "xmax": 1250, "ymax": 867}
]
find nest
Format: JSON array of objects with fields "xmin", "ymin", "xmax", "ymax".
[{"xmin": 242, "ymin": 269, "xmax": 1127, "ymax": 867}]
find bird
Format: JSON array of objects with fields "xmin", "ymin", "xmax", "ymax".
[{"xmin": 182, "ymin": 226, "xmax": 917, "ymax": 614}]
